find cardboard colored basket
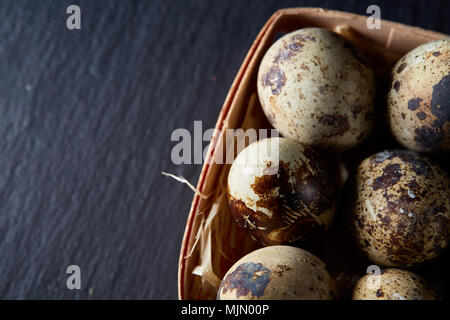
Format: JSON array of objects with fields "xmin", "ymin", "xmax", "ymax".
[{"xmin": 178, "ymin": 7, "xmax": 448, "ymax": 300}]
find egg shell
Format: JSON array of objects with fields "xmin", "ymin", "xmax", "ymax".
[
  {"xmin": 349, "ymin": 150, "xmax": 450, "ymax": 267},
  {"xmin": 352, "ymin": 268, "xmax": 439, "ymax": 300},
  {"xmin": 217, "ymin": 245, "xmax": 337, "ymax": 300},
  {"xmin": 227, "ymin": 137, "xmax": 336, "ymax": 246},
  {"xmin": 257, "ymin": 28, "xmax": 375, "ymax": 152},
  {"xmin": 387, "ymin": 39, "xmax": 450, "ymax": 152}
]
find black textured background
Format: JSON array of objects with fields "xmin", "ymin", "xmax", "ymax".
[{"xmin": 0, "ymin": 0, "xmax": 449, "ymax": 299}]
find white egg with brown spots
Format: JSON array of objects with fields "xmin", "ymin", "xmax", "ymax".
[
  {"xmin": 387, "ymin": 39, "xmax": 450, "ymax": 152},
  {"xmin": 217, "ymin": 246, "xmax": 337, "ymax": 300},
  {"xmin": 257, "ymin": 28, "xmax": 376, "ymax": 152},
  {"xmin": 227, "ymin": 137, "xmax": 336, "ymax": 246},
  {"xmin": 348, "ymin": 150, "xmax": 450, "ymax": 267},
  {"xmin": 352, "ymin": 268, "xmax": 440, "ymax": 300}
]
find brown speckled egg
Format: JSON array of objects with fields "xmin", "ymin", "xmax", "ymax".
[
  {"xmin": 227, "ymin": 137, "xmax": 336, "ymax": 246},
  {"xmin": 217, "ymin": 246, "xmax": 337, "ymax": 300},
  {"xmin": 348, "ymin": 150, "xmax": 449, "ymax": 267},
  {"xmin": 387, "ymin": 39, "xmax": 450, "ymax": 152},
  {"xmin": 257, "ymin": 28, "xmax": 375, "ymax": 152},
  {"xmin": 352, "ymin": 268, "xmax": 439, "ymax": 300}
]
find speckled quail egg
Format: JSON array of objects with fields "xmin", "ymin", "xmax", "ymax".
[
  {"xmin": 257, "ymin": 28, "xmax": 376, "ymax": 152},
  {"xmin": 227, "ymin": 137, "xmax": 337, "ymax": 246},
  {"xmin": 352, "ymin": 268, "xmax": 439, "ymax": 300},
  {"xmin": 348, "ymin": 150, "xmax": 449, "ymax": 267},
  {"xmin": 217, "ymin": 245, "xmax": 337, "ymax": 300},
  {"xmin": 387, "ymin": 39, "xmax": 450, "ymax": 152}
]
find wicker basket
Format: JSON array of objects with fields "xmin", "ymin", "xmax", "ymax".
[{"xmin": 178, "ymin": 7, "xmax": 448, "ymax": 300}]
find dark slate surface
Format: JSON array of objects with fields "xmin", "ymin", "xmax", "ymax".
[{"xmin": 0, "ymin": 0, "xmax": 449, "ymax": 299}]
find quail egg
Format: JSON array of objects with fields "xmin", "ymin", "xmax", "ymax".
[
  {"xmin": 257, "ymin": 27, "xmax": 376, "ymax": 152},
  {"xmin": 352, "ymin": 268, "xmax": 440, "ymax": 300},
  {"xmin": 227, "ymin": 137, "xmax": 337, "ymax": 246},
  {"xmin": 217, "ymin": 245, "xmax": 337, "ymax": 300},
  {"xmin": 348, "ymin": 150, "xmax": 449, "ymax": 267},
  {"xmin": 387, "ymin": 39, "xmax": 450, "ymax": 152}
]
